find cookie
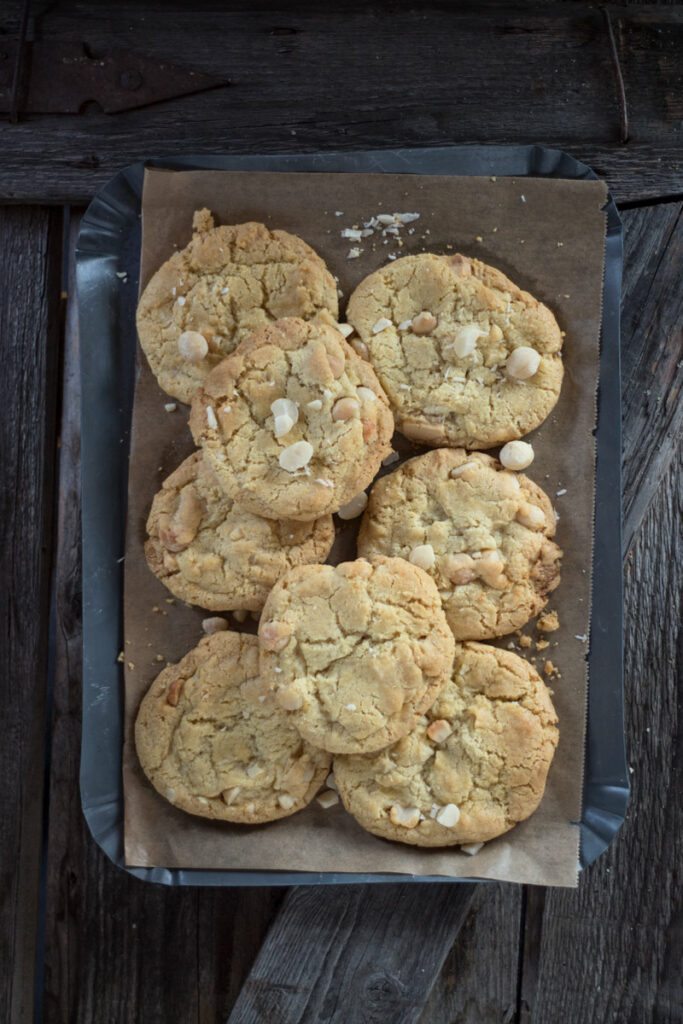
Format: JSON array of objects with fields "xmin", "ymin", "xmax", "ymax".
[
  {"xmin": 145, "ymin": 451, "xmax": 335, "ymax": 611},
  {"xmin": 136, "ymin": 209, "xmax": 339, "ymax": 403},
  {"xmin": 188, "ymin": 317, "xmax": 394, "ymax": 522},
  {"xmin": 346, "ymin": 252, "xmax": 563, "ymax": 448},
  {"xmin": 135, "ymin": 631, "xmax": 331, "ymax": 823},
  {"xmin": 357, "ymin": 449, "xmax": 561, "ymax": 640},
  {"xmin": 258, "ymin": 557, "xmax": 456, "ymax": 754},
  {"xmin": 334, "ymin": 641, "xmax": 559, "ymax": 846}
]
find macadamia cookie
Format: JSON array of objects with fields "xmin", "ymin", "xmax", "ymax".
[
  {"xmin": 346, "ymin": 252, "xmax": 563, "ymax": 448},
  {"xmin": 357, "ymin": 449, "xmax": 561, "ymax": 640},
  {"xmin": 334, "ymin": 641, "xmax": 559, "ymax": 846},
  {"xmin": 145, "ymin": 451, "xmax": 335, "ymax": 611},
  {"xmin": 189, "ymin": 317, "xmax": 394, "ymax": 521},
  {"xmin": 135, "ymin": 631, "xmax": 331, "ymax": 823},
  {"xmin": 258, "ymin": 557, "xmax": 455, "ymax": 754},
  {"xmin": 136, "ymin": 210, "xmax": 339, "ymax": 403}
]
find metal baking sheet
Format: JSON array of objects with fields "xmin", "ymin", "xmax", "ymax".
[{"xmin": 77, "ymin": 145, "xmax": 628, "ymax": 886}]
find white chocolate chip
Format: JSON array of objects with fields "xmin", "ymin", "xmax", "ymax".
[
  {"xmin": 356, "ymin": 386, "xmax": 377, "ymax": 403},
  {"xmin": 223, "ymin": 787, "xmax": 241, "ymax": 805},
  {"xmin": 176, "ymin": 295, "xmax": 186, "ymax": 306},
  {"xmin": 205, "ymin": 406, "xmax": 218, "ymax": 430},
  {"xmin": 326, "ymin": 772, "xmax": 338, "ymax": 791},
  {"xmin": 279, "ymin": 440, "xmax": 313, "ymax": 472},
  {"xmin": 443, "ymin": 552, "xmax": 477, "ymax": 585},
  {"xmin": 382, "ymin": 451, "xmax": 400, "ymax": 466},
  {"xmin": 332, "ymin": 396, "xmax": 360, "ymax": 421},
  {"xmin": 506, "ymin": 346, "xmax": 541, "ymax": 379},
  {"xmin": 450, "ymin": 324, "xmax": 488, "ymax": 358},
  {"xmin": 347, "ymin": 247, "xmax": 362, "ymax": 259},
  {"xmin": 232, "ymin": 609, "xmax": 248, "ymax": 623},
  {"xmin": 165, "ymin": 788, "xmax": 176, "ymax": 803},
  {"xmin": 398, "ymin": 319, "xmax": 413, "ymax": 331},
  {"xmin": 306, "ymin": 399, "xmax": 323, "ymax": 411},
  {"xmin": 246, "ymin": 762, "xmax": 264, "ymax": 778},
  {"xmin": 412, "ymin": 311, "xmax": 438, "ymax": 335},
  {"xmin": 436, "ymin": 803, "xmax": 461, "ymax": 827},
  {"xmin": 372, "ymin": 317, "xmax": 393, "ymax": 334},
  {"xmin": 336, "ymin": 322, "xmax": 354, "ymax": 338},
  {"xmin": 345, "ymin": 703, "xmax": 357, "ymax": 711},
  {"xmin": 276, "ymin": 685, "xmax": 304, "ymax": 711},
  {"xmin": 426, "ymin": 719, "xmax": 453, "ymax": 743},
  {"xmin": 516, "ymin": 501, "xmax": 546, "ymax": 530},
  {"xmin": 202, "ymin": 617, "xmax": 228, "ymax": 635},
  {"xmin": 409, "ymin": 544, "xmax": 436, "ymax": 571},
  {"xmin": 315, "ymin": 478, "xmax": 335, "ymax": 488},
  {"xmin": 277, "ymin": 794, "xmax": 296, "ymax": 810},
  {"xmin": 271, "ymin": 397, "xmax": 299, "ymax": 424},
  {"xmin": 178, "ymin": 331, "xmax": 208, "ymax": 362},
  {"xmin": 317, "ymin": 790, "xmax": 340, "ymax": 809},
  {"xmin": 500, "ymin": 440, "xmax": 535, "ymax": 471},
  {"xmin": 274, "ymin": 413, "xmax": 295, "ymax": 438},
  {"xmin": 461, "ymin": 842, "xmax": 484, "ymax": 855},
  {"xmin": 390, "ymin": 805, "xmax": 421, "ymax": 829},
  {"xmin": 164, "ymin": 403, "xmax": 177, "ymax": 412},
  {"xmin": 337, "ymin": 491, "xmax": 368, "ymax": 519}
]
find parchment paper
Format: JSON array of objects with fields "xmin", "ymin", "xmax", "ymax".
[{"xmin": 122, "ymin": 169, "xmax": 607, "ymax": 887}]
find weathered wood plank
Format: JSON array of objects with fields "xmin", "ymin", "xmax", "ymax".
[
  {"xmin": 41, "ymin": 212, "xmax": 284, "ymax": 1024},
  {"xmin": 516, "ymin": 203, "xmax": 683, "ymax": 1024},
  {"xmin": 227, "ymin": 883, "xmax": 475, "ymax": 1024},
  {"xmin": 0, "ymin": 206, "xmax": 62, "ymax": 1023},
  {"xmin": 620, "ymin": 204, "xmax": 683, "ymax": 550},
  {"xmin": 419, "ymin": 885, "xmax": 523, "ymax": 1024},
  {"xmin": 525, "ymin": 451, "xmax": 682, "ymax": 1024},
  {"xmin": 0, "ymin": 2, "xmax": 681, "ymax": 203}
]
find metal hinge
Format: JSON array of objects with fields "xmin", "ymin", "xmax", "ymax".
[{"xmin": 0, "ymin": 38, "xmax": 228, "ymax": 120}]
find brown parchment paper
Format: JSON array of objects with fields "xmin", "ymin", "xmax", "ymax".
[{"xmin": 122, "ymin": 168, "xmax": 607, "ymax": 887}]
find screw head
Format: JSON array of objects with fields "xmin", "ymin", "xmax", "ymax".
[{"xmin": 120, "ymin": 70, "xmax": 142, "ymax": 90}]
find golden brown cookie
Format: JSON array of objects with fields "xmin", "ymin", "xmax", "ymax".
[
  {"xmin": 145, "ymin": 451, "xmax": 335, "ymax": 611},
  {"xmin": 258, "ymin": 557, "xmax": 456, "ymax": 754},
  {"xmin": 357, "ymin": 449, "xmax": 561, "ymax": 640},
  {"xmin": 135, "ymin": 631, "xmax": 331, "ymax": 823},
  {"xmin": 334, "ymin": 641, "xmax": 559, "ymax": 846},
  {"xmin": 136, "ymin": 210, "xmax": 339, "ymax": 403},
  {"xmin": 346, "ymin": 252, "xmax": 563, "ymax": 448},
  {"xmin": 188, "ymin": 317, "xmax": 394, "ymax": 522}
]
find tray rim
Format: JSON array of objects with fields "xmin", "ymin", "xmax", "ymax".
[{"xmin": 77, "ymin": 143, "xmax": 628, "ymax": 887}]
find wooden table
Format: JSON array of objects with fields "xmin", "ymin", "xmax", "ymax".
[{"xmin": 1, "ymin": 3, "xmax": 681, "ymax": 1021}]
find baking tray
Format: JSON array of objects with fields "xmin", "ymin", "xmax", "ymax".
[{"xmin": 77, "ymin": 145, "xmax": 628, "ymax": 886}]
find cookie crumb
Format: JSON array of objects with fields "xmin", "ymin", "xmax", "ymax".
[
  {"xmin": 519, "ymin": 635, "xmax": 532, "ymax": 648},
  {"xmin": 544, "ymin": 660, "xmax": 560, "ymax": 678},
  {"xmin": 117, "ymin": 651, "xmax": 125, "ymax": 662},
  {"xmin": 536, "ymin": 639, "xmax": 549, "ymax": 651},
  {"xmin": 537, "ymin": 611, "xmax": 559, "ymax": 632}
]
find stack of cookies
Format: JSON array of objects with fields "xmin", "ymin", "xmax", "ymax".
[{"xmin": 134, "ymin": 209, "xmax": 563, "ymax": 854}]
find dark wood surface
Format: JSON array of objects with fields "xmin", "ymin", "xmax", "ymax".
[
  {"xmin": 0, "ymin": 3, "xmax": 681, "ymax": 1022},
  {"xmin": 0, "ymin": 206, "xmax": 62, "ymax": 1024},
  {"xmin": 0, "ymin": 2, "xmax": 682, "ymax": 204}
]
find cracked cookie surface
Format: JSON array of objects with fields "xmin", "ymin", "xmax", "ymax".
[
  {"xmin": 334, "ymin": 641, "xmax": 559, "ymax": 846},
  {"xmin": 135, "ymin": 631, "xmax": 331, "ymax": 823},
  {"xmin": 145, "ymin": 451, "xmax": 335, "ymax": 611},
  {"xmin": 357, "ymin": 448, "xmax": 562, "ymax": 640},
  {"xmin": 189, "ymin": 317, "xmax": 394, "ymax": 521},
  {"xmin": 346, "ymin": 252, "xmax": 563, "ymax": 448},
  {"xmin": 136, "ymin": 209, "xmax": 339, "ymax": 403},
  {"xmin": 258, "ymin": 557, "xmax": 456, "ymax": 754}
]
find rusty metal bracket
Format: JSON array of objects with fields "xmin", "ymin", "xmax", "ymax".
[{"xmin": 0, "ymin": 41, "xmax": 228, "ymax": 118}]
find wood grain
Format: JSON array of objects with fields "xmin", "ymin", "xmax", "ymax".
[
  {"xmin": 227, "ymin": 883, "xmax": 475, "ymax": 1024},
  {"xmin": 0, "ymin": 206, "xmax": 62, "ymax": 1023},
  {"xmin": 41, "ymin": 214, "xmax": 285, "ymax": 1024},
  {"xmin": 513, "ymin": 204, "xmax": 683, "ymax": 1024},
  {"xmin": 0, "ymin": 2, "xmax": 681, "ymax": 203},
  {"xmin": 419, "ymin": 885, "xmax": 523, "ymax": 1024},
  {"xmin": 620, "ymin": 204, "xmax": 682, "ymax": 550}
]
